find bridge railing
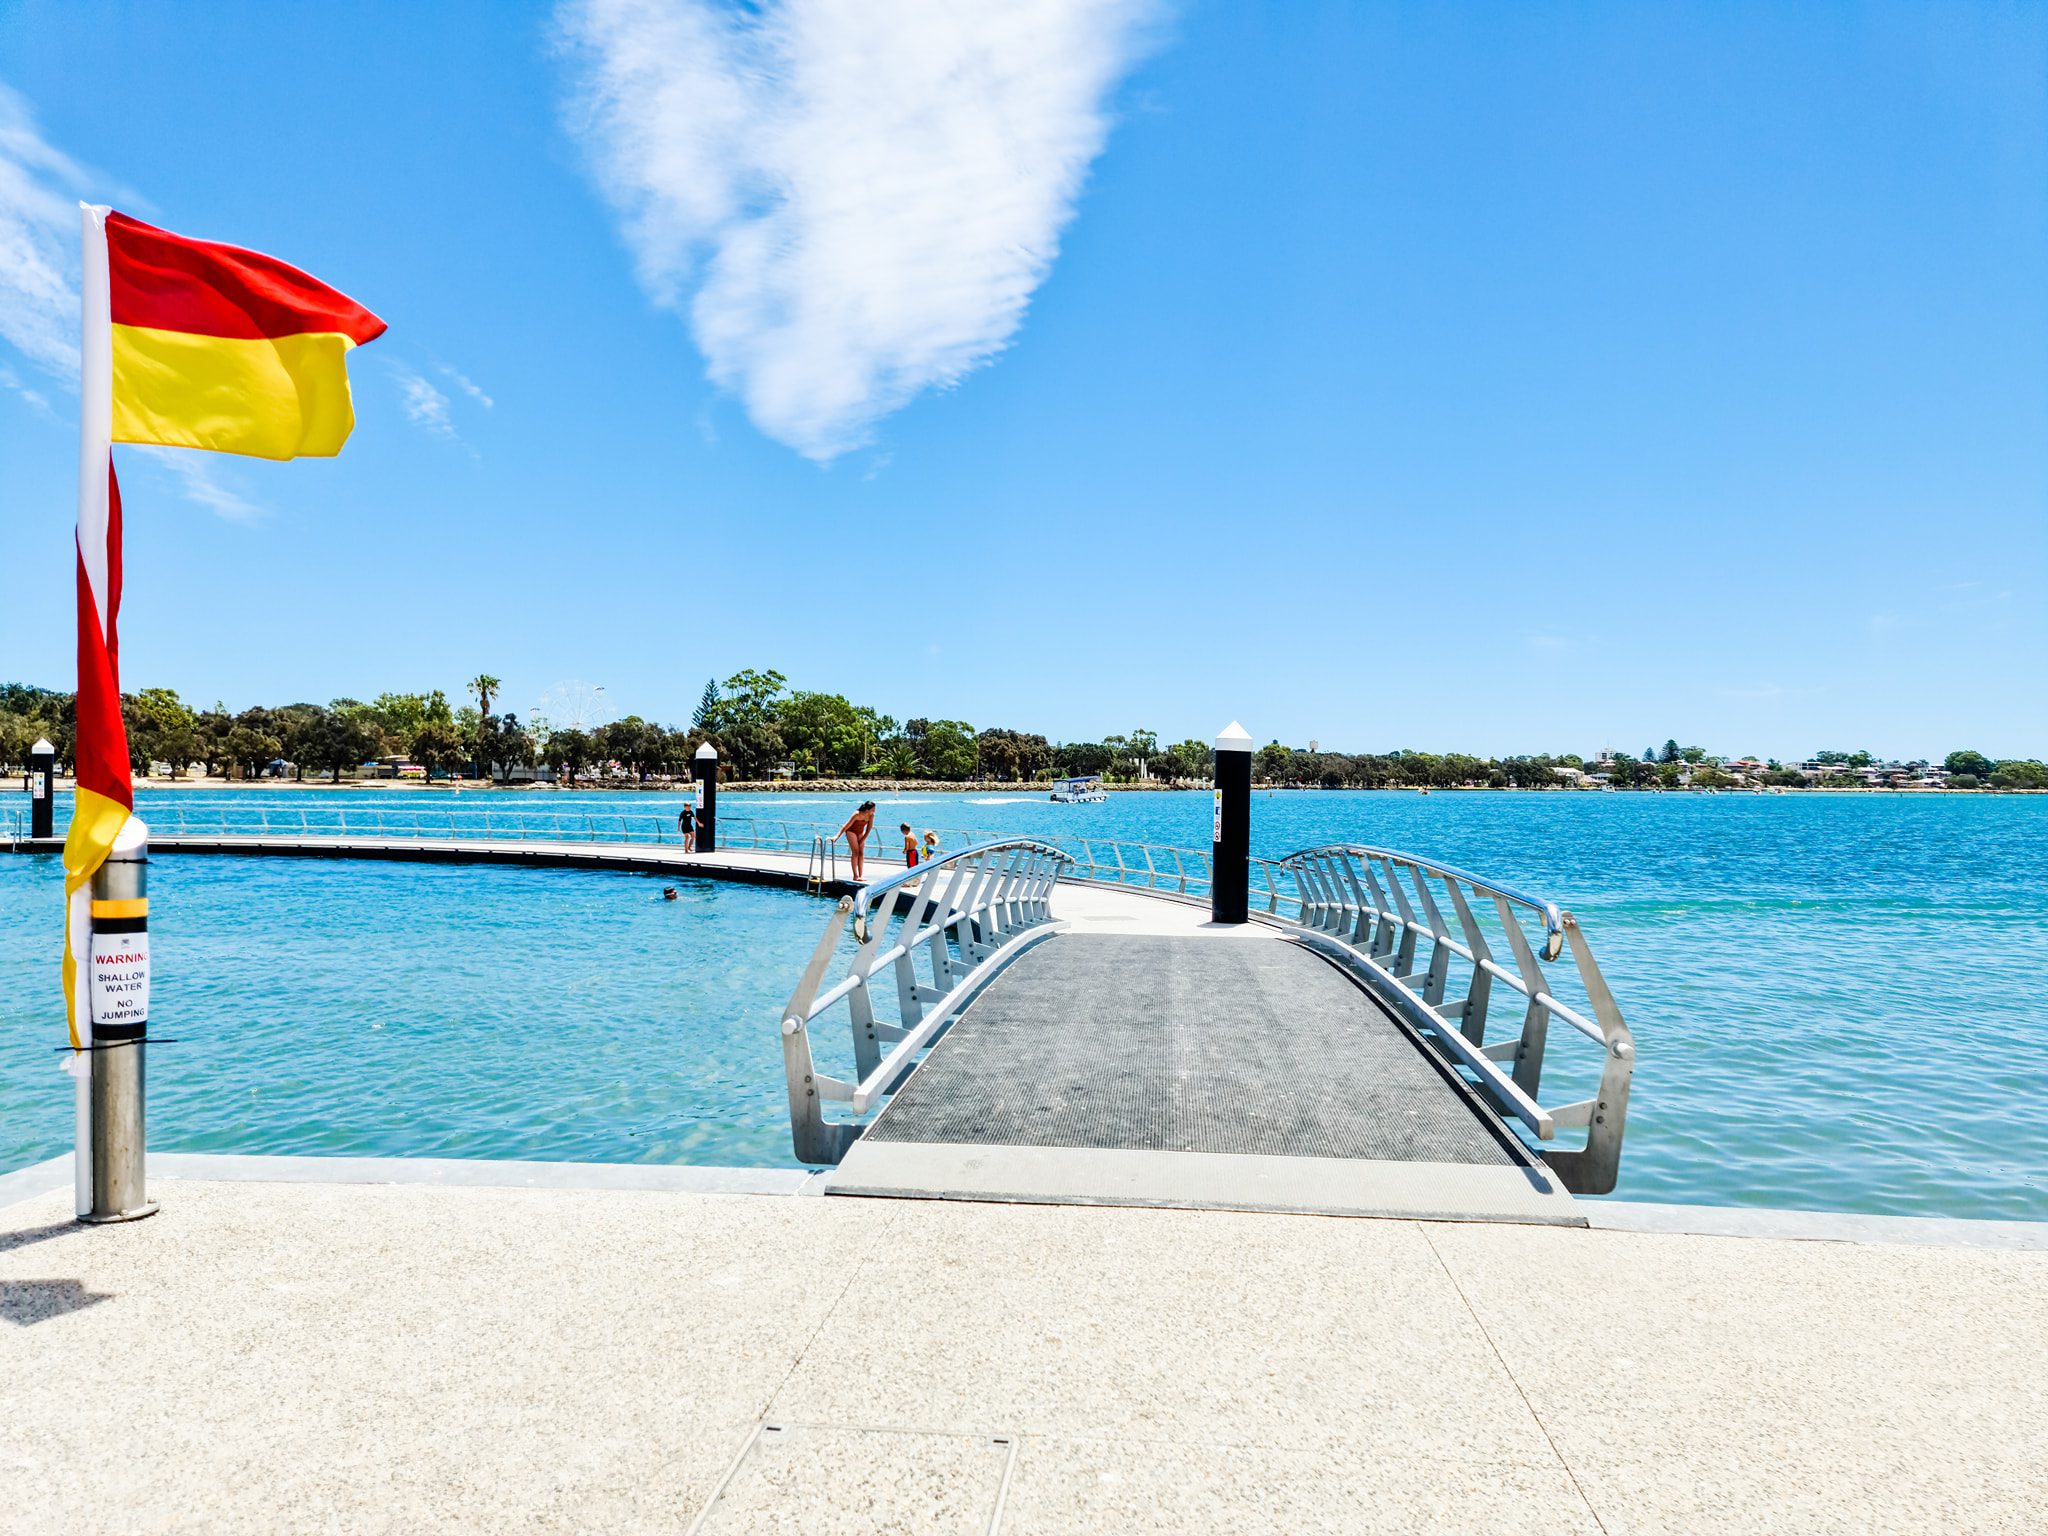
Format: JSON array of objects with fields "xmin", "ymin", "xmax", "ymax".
[
  {"xmin": 1261, "ymin": 843, "xmax": 1635, "ymax": 1194},
  {"xmin": 776, "ymin": 838, "xmax": 1072, "ymax": 1165}
]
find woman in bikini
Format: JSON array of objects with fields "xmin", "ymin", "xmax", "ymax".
[{"xmin": 838, "ymin": 800, "xmax": 877, "ymax": 881}]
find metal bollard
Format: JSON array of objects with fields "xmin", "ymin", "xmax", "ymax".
[
  {"xmin": 80, "ymin": 824, "xmax": 157, "ymax": 1223},
  {"xmin": 694, "ymin": 741, "xmax": 719, "ymax": 853},
  {"xmin": 1211, "ymin": 721, "xmax": 1253, "ymax": 924},
  {"xmin": 29, "ymin": 738, "xmax": 57, "ymax": 840}
]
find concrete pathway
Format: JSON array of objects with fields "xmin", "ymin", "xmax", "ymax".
[{"xmin": 3, "ymin": 1173, "xmax": 2041, "ymax": 1534}]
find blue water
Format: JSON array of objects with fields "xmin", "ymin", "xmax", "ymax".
[{"xmin": 4, "ymin": 787, "xmax": 2044, "ymax": 1220}]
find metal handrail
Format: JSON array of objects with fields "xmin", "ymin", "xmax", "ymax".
[
  {"xmin": 1267, "ymin": 842, "xmax": 1635, "ymax": 1194},
  {"xmin": 776, "ymin": 837, "xmax": 1072, "ymax": 1164}
]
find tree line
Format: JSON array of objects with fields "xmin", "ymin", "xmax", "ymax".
[
  {"xmin": 0, "ymin": 672, "xmax": 1206, "ymax": 786},
  {"xmin": 3, "ymin": 676, "xmax": 2041, "ymax": 790}
]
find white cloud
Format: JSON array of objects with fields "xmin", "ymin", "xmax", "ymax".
[
  {"xmin": 0, "ymin": 84, "xmax": 89, "ymax": 378},
  {"xmin": 130, "ymin": 445, "xmax": 265, "ymax": 524},
  {"xmin": 0, "ymin": 88, "xmax": 258, "ymax": 522},
  {"xmin": 0, "ymin": 360, "xmax": 52, "ymax": 415},
  {"xmin": 438, "ymin": 363, "xmax": 494, "ymax": 408},
  {"xmin": 559, "ymin": 0, "xmax": 1158, "ymax": 461},
  {"xmin": 1716, "ymin": 682, "xmax": 1803, "ymax": 702},
  {"xmin": 391, "ymin": 362, "xmax": 458, "ymax": 437}
]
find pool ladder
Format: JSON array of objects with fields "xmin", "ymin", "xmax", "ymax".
[{"xmin": 805, "ymin": 834, "xmax": 838, "ymax": 894}]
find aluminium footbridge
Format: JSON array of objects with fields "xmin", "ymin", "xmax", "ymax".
[{"xmin": 776, "ymin": 836, "xmax": 1635, "ymax": 1225}]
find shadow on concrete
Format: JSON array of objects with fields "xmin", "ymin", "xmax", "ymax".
[
  {"xmin": 0, "ymin": 1219, "xmax": 80, "ymax": 1256},
  {"xmin": 2, "ymin": 1278, "xmax": 113, "ymax": 1326}
]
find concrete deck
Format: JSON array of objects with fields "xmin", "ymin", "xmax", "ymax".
[{"xmin": 3, "ymin": 1169, "xmax": 2042, "ymax": 1534}]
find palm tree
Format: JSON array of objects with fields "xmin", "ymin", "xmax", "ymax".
[{"xmin": 467, "ymin": 675, "xmax": 501, "ymax": 780}]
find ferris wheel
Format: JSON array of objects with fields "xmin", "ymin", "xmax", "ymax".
[{"xmin": 531, "ymin": 680, "xmax": 615, "ymax": 735}]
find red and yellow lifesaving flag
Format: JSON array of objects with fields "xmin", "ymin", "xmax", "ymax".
[
  {"xmin": 105, "ymin": 210, "xmax": 388, "ymax": 459},
  {"xmin": 65, "ymin": 205, "xmax": 383, "ymax": 1052}
]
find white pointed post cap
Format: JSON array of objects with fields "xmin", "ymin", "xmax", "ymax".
[
  {"xmin": 110, "ymin": 814, "xmax": 148, "ymax": 856},
  {"xmin": 31, "ymin": 738, "xmax": 55, "ymax": 755},
  {"xmin": 1215, "ymin": 721, "xmax": 1254, "ymax": 752},
  {"xmin": 694, "ymin": 741, "xmax": 719, "ymax": 760}
]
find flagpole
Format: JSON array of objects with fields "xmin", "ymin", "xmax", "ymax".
[{"xmin": 69, "ymin": 203, "xmax": 114, "ymax": 1217}]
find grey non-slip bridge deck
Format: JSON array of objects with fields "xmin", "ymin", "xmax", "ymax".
[
  {"xmin": 780, "ymin": 839, "xmax": 1634, "ymax": 1225},
  {"xmin": 832, "ymin": 931, "xmax": 1578, "ymax": 1223}
]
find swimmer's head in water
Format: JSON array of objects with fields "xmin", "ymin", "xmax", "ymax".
[{"xmin": 661, "ymin": 887, "xmax": 678, "ymax": 900}]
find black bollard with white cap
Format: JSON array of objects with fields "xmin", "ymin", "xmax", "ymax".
[
  {"xmin": 1211, "ymin": 721, "xmax": 1253, "ymax": 923},
  {"xmin": 29, "ymin": 737, "xmax": 56, "ymax": 840},
  {"xmin": 693, "ymin": 741, "xmax": 719, "ymax": 854}
]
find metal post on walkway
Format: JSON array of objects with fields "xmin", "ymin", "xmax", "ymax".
[
  {"xmin": 1212, "ymin": 721, "xmax": 1252, "ymax": 924},
  {"xmin": 694, "ymin": 742, "xmax": 719, "ymax": 854},
  {"xmin": 29, "ymin": 737, "xmax": 56, "ymax": 840},
  {"xmin": 81, "ymin": 815, "xmax": 157, "ymax": 1223}
]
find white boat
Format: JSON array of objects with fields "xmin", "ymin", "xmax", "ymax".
[{"xmin": 1049, "ymin": 774, "xmax": 1107, "ymax": 804}]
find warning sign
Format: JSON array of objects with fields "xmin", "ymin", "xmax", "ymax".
[
  {"xmin": 90, "ymin": 931, "xmax": 149, "ymax": 1030},
  {"xmin": 1212, "ymin": 788, "xmax": 1223, "ymax": 843}
]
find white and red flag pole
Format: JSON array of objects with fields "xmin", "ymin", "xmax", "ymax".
[{"xmin": 63, "ymin": 203, "xmax": 140, "ymax": 1216}]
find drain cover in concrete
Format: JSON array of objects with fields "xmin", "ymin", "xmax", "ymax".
[{"xmin": 693, "ymin": 1423, "xmax": 1017, "ymax": 1534}]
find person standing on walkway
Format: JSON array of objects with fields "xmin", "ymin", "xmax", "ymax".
[
  {"xmin": 677, "ymin": 801, "xmax": 695, "ymax": 853},
  {"xmin": 901, "ymin": 823, "xmax": 920, "ymax": 868},
  {"xmin": 923, "ymin": 830, "xmax": 940, "ymax": 866},
  {"xmin": 839, "ymin": 800, "xmax": 877, "ymax": 881}
]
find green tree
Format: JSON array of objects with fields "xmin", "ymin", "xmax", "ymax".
[
  {"xmin": 126, "ymin": 687, "xmax": 198, "ymax": 777},
  {"xmin": 1055, "ymin": 741, "xmax": 1112, "ymax": 778},
  {"xmin": 0, "ymin": 711, "xmax": 40, "ymax": 772},
  {"xmin": 1945, "ymin": 749, "xmax": 1994, "ymax": 779},
  {"xmin": 917, "ymin": 719, "xmax": 979, "ymax": 780},
  {"xmin": 302, "ymin": 704, "xmax": 381, "ymax": 781},
  {"xmin": 1989, "ymin": 760, "xmax": 2048, "ymax": 790},
  {"xmin": 222, "ymin": 724, "xmax": 282, "ymax": 780},
  {"xmin": 548, "ymin": 728, "xmax": 592, "ymax": 785},
  {"xmin": 372, "ymin": 691, "xmax": 454, "ymax": 754},
  {"xmin": 412, "ymin": 721, "xmax": 467, "ymax": 778},
  {"xmin": 272, "ymin": 704, "xmax": 322, "ymax": 780},
  {"xmin": 468, "ymin": 675, "xmax": 500, "ymax": 716},
  {"xmin": 777, "ymin": 692, "xmax": 867, "ymax": 775},
  {"xmin": 486, "ymin": 713, "xmax": 538, "ymax": 782},
  {"xmin": 712, "ymin": 669, "xmax": 788, "ymax": 731},
  {"xmin": 1659, "ymin": 739, "xmax": 1680, "ymax": 763},
  {"xmin": 717, "ymin": 719, "xmax": 786, "ymax": 780},
  {"xmin": 692, "ymin": 678, "xmax": 719, "ymax": 730},
  {"xmin": 194, "ymin": 704, "xmax": 234, "ymax": 777},
  {"xmin": 975, "ymin": 727, "xmax": 1050, "ymax": 782}
]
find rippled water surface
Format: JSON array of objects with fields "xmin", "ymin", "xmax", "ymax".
[{"xmin": 4, "ymin": 787, "xmax": 2043, "ymax": 1219}]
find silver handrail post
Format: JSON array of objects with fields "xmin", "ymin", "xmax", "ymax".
[{"xmin": 1541, "ymin": 916, "xmax": 1636, "ymax": 1195}]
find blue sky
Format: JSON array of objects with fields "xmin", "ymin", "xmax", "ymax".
[{"xmin": 1, "ymin": 1, "xmax": 2041, "ymax": 760}]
